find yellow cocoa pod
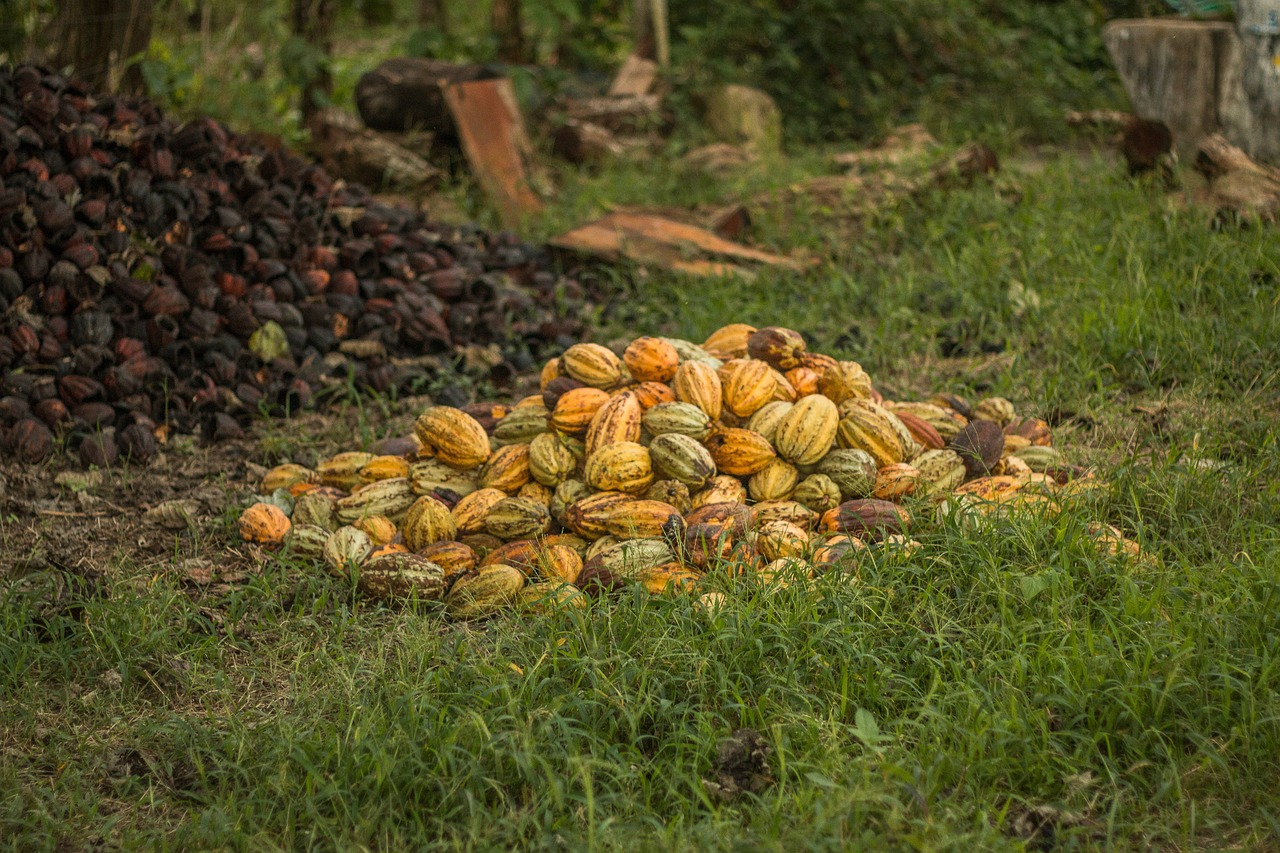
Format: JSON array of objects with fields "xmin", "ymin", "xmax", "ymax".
[
  {"xmin": 752, "ymin": 499, "xmax": 819, "ymax": 530},
  {"xmin": 484, "ymin": 497, "xmax": 552, "ymax": 540},
  {"xmin": 746, "ymin": 400, "xmax": 793, "ymax": 445},
  {"xmin": 639, "ymin": 562, "xmax": 701, "ymax": 595},
  {"xmin": 401, "ymin": 495, "xmax": 457, "ymax": 551},
  {"xmin": 585, "ymin": 390, "xmax": 642, "ymax": 457},
  {"xmin": 535, "ymin": 544, "xmax": 583, "ymax": 584},
  {"xmin": 518, "ymin": 481, "xmax": 554, "ymax": 506},
  {"xmin": 482, "ymin": 539, "xmax": 542, "ymax": 571},
  {"xmin": 645, "ymin": 479, "xmax": 692, "ymax": 515},
  {"xmin": 672, "ymin": 361, "xmax": 723, "ymax": 421},
  {"xmin": 755, "ymin": 557, "xmax": 811, "ymax": 588},
  {"xmin": 911, "ymin": 449, "xmax": 967, "ymax": 496},
  {"xmin": 623, "ymin": 337, "xmax": 679, "ymax": 383},
  {"xmin": 414, "ymin": 406, "xmax": 491, "ymax": 470},
  {"xmin": 702, "ymin": 323, "xmax": 756, "ymax": 359},
  {"xmin": 974, "ymin": 396, "xmax": 1016, "ymax": 425},
  {"xmin": 352, "ymin": 514, "xmax": 398, "ymax": 545},
  {"xmin": 552, "ymin": 479, "xmax": 593, "ymax": 526},
  {"xmin": 539, "ymin": 357, "xmax": 562, "ymax": 389},
  {"xmin": 551, "ymin": 387, "xmax": 611, "ymax": 435},
  {"xmin": 601, "ymin": 499, "xmax": 684, "ymax": 539},
  {"xmin": 358, "ymin": 455, "xmax": 411, "ymax": 484},
  {"xmin": 661, "ymin": 337, "xmax": 723, "ymax": 368},
  {"xmin": 316, "ymin": 452, "xmax": 375, "ymax": 491},
  {"xmin": 748, "ymin": 458, "xmax": 800, "ymax": 502},
  {"xmin": 446, "ymin": 564, "xmax": 525, "ymax": 620},
  {"xmin": 408, "ymin": 459, "xmax": 478, "ymax": 497},
  {"xmin": 774, "ymin": 394, "xmax": 839, "ymax": 466},
  {"xmin": 529, "ymin": 432, "xmax": 578, "ymax": 487},
  {"xmin": 705, "ymin": 428, "xmax": 776, "ymax": 476},
  {"xmin": 746, "ymin": 326, "xmax": 806, "ymax": 370},
  {"xmin": 755, "ymin": 519, "xmax": 809, "ymax": 561},
  {"xmin": 561, "ymin": 342, "xmax": 626, "ymax": 389},
  {"xmin": 451, "ymin": 487, "xmax": 508, "ymax": 535},
  {"xmin": 836, "ymin": 403, "xmax": 906, "ymax": 468},
  {"xmin": 518, "ymin": 582, "xmax": 588, "ymax": 613},
  {"xmin": 648, "ymin": 433, "xmax": 716, "ymax": 490},
  {"xmin": 590, "ymin": 537, "xmax": 676, "ymax": 579},
  {"xmin": 334, "ymin": 477, "xmax": 416, "ymax": 524},
  {"xmin": 770, "ymin": 369, "xmax": 798, "ymax": 403},
  {"xmin": 418, "ymin": 540, "xmax": 477, "ymax": 573},
  {"xmin": 584, "ymin": 442, "xmax": 654, "ymax": 495},
  {"xmin": 691, "ymin": 475, "xmax": 747, "ymax": 509},
  {"xmin": 642, "ymin": 401, "xmax": 712, "ymax": 441},
  {"xmin": 478, "ymin": 443, "xmax": 531, "ymax": 494},
  {"xmin": 793, "ymin": 473, "xmax": 842, "ymax": 513},
  {"xmin": 563, "ymin": 490, "xmax": 633, "ymax": 539},
  {"xmin": 493, "ymin": 406, "xmax": 551, "ymax": 446},
  {"xmin": 721, "ymin": 358, "xmax": 775, "ymax": 418},
  {"xmin": 818, "ymin": 360, "xmax": 873, "ymax": 404},
  {"xmin": 238, "ymin": 502, "xmax": 290, "ymax": 546},
  {"xmin": 261, "ymin": 463, "xmax": 314, "ymax": 494},
  {"xmin": 873, "ymin": 463, "xmax": 921, "ymax": 501}
]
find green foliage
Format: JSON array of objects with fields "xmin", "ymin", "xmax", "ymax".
[{"xmin": 668, "ymin": 0, "xmax": 1131, "ymax": 143}]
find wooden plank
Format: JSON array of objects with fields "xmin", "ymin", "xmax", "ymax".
[
  {"xmin": 608, "ymin": 54, "xmax": 659, "ymax": 97},
  {"xmin": 442, "ymin": 78, "xmax": 543, "ymax": 227}
]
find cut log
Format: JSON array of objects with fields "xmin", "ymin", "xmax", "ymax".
[
  {"xmin": 1194, "ymin": 132, "xmax": 1280, "ymax": 221},
  {"xmin": 307, "ymin": 107, "xmax": 441, "ymax": 191},
  {"xmin": 562, "ymin": 94, "xmax": 664, "ymax": 133},
  {"xmin": 550, "ymin": 212, "xmax": 806, "ymax": 278},
  {"xmin": 355, "ymin": 58, "xmax": 504, "ymax": 139},
  {"xmin": 608, "ymin": 54, "xmax": 659, "ymax": 97},
  {"xmin": 443, "ymin": 78, "xmax": 543, "ymax": 227}
]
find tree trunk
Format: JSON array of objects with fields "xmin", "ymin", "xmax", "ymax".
[
  {"xmin": 418, "ymin": 0, "xmax": 448, "ymax": 33},
  {"xmin": 291, "ymin": 0, "xmax": 338, "ymax": 121},
  {"xmin": 490, "ymin": 0, "xmax": 527, "ymax": 64},
  {"xmin": 355, "ymin": 58, "xmax": 503, "ymax": 139},
  {"xmin": 1233, "ymin": 0, "xmax": 1280, "ymax": 163},
  {"xmin": 49, "ymin": 0, "xmax": 153, "ymax": 95}
]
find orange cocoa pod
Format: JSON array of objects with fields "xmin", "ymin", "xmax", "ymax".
[
  {"xmin": 623, "ymin": 337, "xmax": 679, "ymax": 383},
  {"xmin": 551, "ymin": 387, "xmax": 611, "ymax": 435}
]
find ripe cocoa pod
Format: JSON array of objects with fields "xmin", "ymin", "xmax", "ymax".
[
  {"xmin": 484, "ymin": 496, "xmax": 552, "ymax": 540},
  {"xmin": 446, "ymin": 564, "xmax": 525, "ymax": 620},
  {"xmin": 623, "ymin": 337, "xmax": 679, "ymax": 383},
  {"xmin": 415, "ymin": 406, "xmax": 491, "ymax": 470},
  {"xmin": 819, "ymin": 499, "xmax": 909, "ymax": 541},
  {"xmin": 293, "ymin": 491, "xmax": 337, "ymax": 530},
  {"xmin": 648, "ymin": 433, "xmax": 716, "ymax": 490},
  {"xmin": 528, "ymin": 432, "xmax": 577, "ymax": 487},
  {"xmin": 705, "ymin": 428, "xmax": 775, "ymax": 476},
  {"xmin": 359, "ymin": 455, "xmax": 411, "ymax": 483},
  {"xmin": 540, "ymin": 357, "xmax": 563, "ymax": 389},
  {"xmin": 784, "ymin": 367, "xmax": 820, "ymax": 397},
  {"xmin": 672, "ymin": 361, "xmax": 723, "ymax": 421},
  {"xmin": 816, "ymin": 448, "xmax": 878, "ymax": 499},
  {"xmin": 755, "ymin": 519, "xmax": 809, "ymax": 560},
  {"xmin": 601, "ymin": 499, "xmax": 685, "ymax": 540},
  {"xmin": 450, "ymin": 487, "xmax": 508, "ymax": 535},
  {"xmin": 285, "ymin": 524, "xmax": 330, "ymax": 557},
  {"xmin": 408, "ymin": 459, "xmax": 478, "ymax": 498},
  {"xmin": 836, "ymin": 403, "xmax": 906, "ymax": 468},
  {"xmin": 324, "ymin": 526, "xmax": 374, "ymax": 577},
  {"xmin": 702, "ymin": 323, "xmax": 756, "ymax": 359},
  {"xmin": 584, "ymin": 441, "xmax": 654, "ymax": 494},
  {"xmin": 357, "ymin": 553, "xmax": 447, "ymax": 602},
  {"xmin": 335, "ymin": 477, "xmax": 416, "ymax": 523},
  {"xmin": 590, "ymin": 537, "xmax": 676, "ymax": 579},
  {"xmin": 642, "ymin": 401, "xmax": 712, "ymax": 441},
  {"xmin": 646, "ymin": 479, "xmax": 692, "ymax": 515},
  {"xmin": 873, "ymin": 463, "xmax": 921, "ymax": 501},
  {"xmin": 639, "ymin": 562, "xmax": 701, "ymax": 595},
  {"xmin": 912, "ymin": 449, "xmax": 967, "ymax": 495},
  {"xmin": 317, "ymin": 451, "xmax": 375, "ymax": 490},
  {"xmin": 684, "ymin": 523, "xmax": 735, "ymax": 568},
  {"xmin": 402, "ymin": 495, "xmax": 457, "ymax": 550},
  {"xmin": 482, "ymin": 539, "xmax": 542, "ymax": 571},
  {"xmin": 535, "ymin": 544, "xmax": 583, "ymax": 584},
  {"xmin": 493, "ymin": 406, "xmax": 551, "ymax": 445},
  {"xmin": 890, "ymin": 402, "xmax": 966, "ymax": 440},
  {"xmin": 756, "ymin": 558, "xmax": 812, "ymax": 588},
  {"xmin": 352, "ymin": 515, "xmax": 398, "ymax": 545},
  {"xmin": 1004, "ymin": 416, "xmax": 1052, "ymax": 446},
  {"xmin": 811, "ymin": 534, "xmax": 865, "ymax": 571},
  {"xmin": 261, "ymin": 463, "xmax": 315, "ymax": 493},
  {"xmin": 721, "ymin": 358, "xmax": 775, "ymax": 418},
  {"xmin": 974, "ymin": 396, "xmax": 1015, "ymax": 425},
  {"xmin": 551, "ymin": 387, "xmax": 611, "ymax": 435},
  {"xmin": 685, "ymin": 501, "xmax": 755, "ymax": 537},
  {"xmin": 478, "ymin": 443, "xmax": 531, "ymax": 493},
  {"xmin": 518, "ymin": 582, "xmax": 588, "ymax": 612},
  {"xmin": 561, "ymin": 342, "xmax": 626, "ymax": 389},
  {"xmin": 950, "ymin": 420, "xmax": 1005, "ymax": 478},
  {"xmin": 746, "ymin": 400, "xmax": 793, "ymax": 445},
  {"xmin": 690, "ymin": 475, "xmax": 747, "ymax": 509},
  {"xmin": 793, "ymin": 473, "xmax": 842, "ymax": 513},
  {"xmin": 238, "ymin": 502, "xmax": 290, "ymax": 546},
  {"xmin": 746, "ymin": 326, "xmax": 806, "ymax": 369},
  {"xmin": 518, "ymin": 481, "xmax": 554, "ymax": 507},
  {"xmin": 585, "ymin": 390, "xmax": 642, "ymax": 457},
  {"xmin": 632, "ymin": 381, "xmax": 675, "ymax": 410},
  {"xmin": 418, "ymin": 540, "xmax": 478, "ymax": 574},
  {"xmin": 774, "ymin": 394, "xmax": 839, "ymax": 466},
  {"xmin": 1012, "ymin": 445, "xmax": 1064, "ymax": 473},
  {"xmin": 752, "ymin": 500, "xmax": 819, "ymax": 531},
  {"xmin": 748, "ymin": 458, "xmax": 799, "ymax": 502},
  {"xmin": 817, "ymin": 360, "xmax": 872, "ymax": 404},
  {"xmin": 895, "ymin": 411, "xmax": 946, "ymax": 451}
]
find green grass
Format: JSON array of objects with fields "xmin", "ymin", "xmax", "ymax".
[{"xmin": 3, "ymin": 147, "xmax": 1280, "ymax": 849}]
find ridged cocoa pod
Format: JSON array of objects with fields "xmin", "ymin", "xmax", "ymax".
[
  {"xmin": 551, "ymin": 387, "xmax": 611, "ymax": 436},
  {"xmin": 895, "ymin": 411, "xmax": 946, "ymax": 451},
  {"xmin": 584, "ymin": 441, "xmax": 654, "ymax": 495},
  {"xmin": 818, "ymin": 361, "xmax": 873, "ymax": 404},
  {"xmin": 600, "ymin": 499, "xmax": 684, "ymax": 540},
  {"xmin": 721, "ymin": 358, "xmax": 775, "ymax": 418},
  {"xmin": 445, "ymin": 564, "xmax": 525, "ymax": 619},
  {"xmin": 819, "ymin": 499, "xmax": 909, "ymax": 542},
  {"xmin": 950, "ymin": 420, "xmax": 1005, "ymax": 478},
  {"xmin": 816, "ymin": 449, "xmax": 878, "ymax": 500},
  {"xmin": 973, "ymin": 396, "xmax": 1015, "ymax": 425},
  {"xmin": 648, "ymin": 433, "xmax": 716, "ymax": 490},
  {"xmin": 6, "ymin": 417, "xmax": 54, "ymax": 463},
  {"xmin": 238, "ymin": 502, "xmax": 291, "ymax": 547},
  {"xmin": 691, "ymin": 475, "xmax": 747, "ymax": 509},
  {"xmin": 705, "ymin": 428, "xmax": 775, "ymax": 476},
  {"xmin": 560, "ymin": 342, "xmax": 625, "ymax": 389},
  {"xmin": 623, "ymin": 337, "xmax": 679, "ymax": 383},
  {"xmin": 484, "ymin": 496, "xmax": 552, "ymax": 540},
  {"xmin": 585, "ymin": 390, "xmax": 642, "ymax": 457},
  {"xmin": 773, "ymin": 394, "xmax": 838, "ymax": 465},
  {"xmin": 1005, "ymin": 416, "xmax": 1052, "ymax": 446},
  {"xmin": 357, "ymin": 553, "xmax": 448, "ymax": 602},
  {"xmin": 642, "ymin": 401, "xmax": 712, "ymax": 441},
  {"xmin": 793, "ymin": 474, "xmax": 842, "ymax": 513},
  {"xmin": 645, "ymin": 479, "xmax": 692, "ymax": 515},
  {"xmin": 702, "ymin": 323, "xmax": 755, "ymax": 359},
  {"xmin": 748, "ymin": 458, "xmax": 799, "ymax": 502},
  {"xmin": 563, "ymin": 490, "xmax": 634, "ymax": 539},
  {"xmin": 684, "ymin": 522, "xmax": 736, "ymax": 568},
  {"xmin": 672, "ymin": 361, "xmax": 723, "ymax": 421},
  {"xmin": 912, "ymin": 449, "xmax": 968, "ymax": 495},
  {"xmin": 415, "ymin": 406, "xmax": 491, "ymax": 470},
  {"xmin": 746, "ymin": 326, "xmax": 806, "ymax": 370},
  {"xmin": 685, "ymin": 501, "xmax": 755, "ymax": 537},
  {"xmin": 402, "ymin": 495, "xmax": 457, "ymax": 551},
  {"xmin": 451, "ymin": 488, "xmax": 508, "ymax": 535},
  {"xmin": 478, "ymin": 443, "xmax": 531, "ymax": 494}
]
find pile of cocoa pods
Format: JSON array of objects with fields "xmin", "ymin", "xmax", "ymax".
[
  {"xmin": 0, "ymin": 64, "xmax": 592, "ymax": 466},
  {"xmin": 236, "ymin": 324, "xmax": 1154, "ymax": 621}
]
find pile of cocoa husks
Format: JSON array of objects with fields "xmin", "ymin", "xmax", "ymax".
[
  {"xmin": 235, "ymin": 324, "xmax": 1155, "ymax": 620},
  {"xmin": 0, "ymin": 64, "xmax": 594, "ymax": 466}
]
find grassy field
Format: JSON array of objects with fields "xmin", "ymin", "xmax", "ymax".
[{"xmin": 3, "ymin": 144, "xmax": 1280, "ymax": 850}]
